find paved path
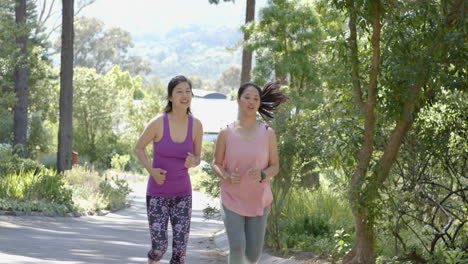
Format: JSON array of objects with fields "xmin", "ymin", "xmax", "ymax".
[
  {"xmin": 0, "ymin": 183, "xmax": 301, "ymax": 264},
  {"xmin": 0, "ymin": 183, "xmax": 225, "ymax": 264}
]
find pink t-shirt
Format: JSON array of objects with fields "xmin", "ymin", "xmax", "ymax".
[{"xmin": 220, "ymin": 122, "xmax": 273, "ymax": 217}]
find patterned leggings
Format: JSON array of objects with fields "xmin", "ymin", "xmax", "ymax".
[{"xmin": 146, "ymin": 195, "xmax": 192, "ymax": 264}]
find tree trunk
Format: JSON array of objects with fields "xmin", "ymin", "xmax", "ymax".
[
  {"xmin": 343, "ymin": 0, "xmax": 381, "ymax": 263},
  {"xmin": 57, "ymin": 0, "xmax": 74, "ymax": 172},
  {"xmin": 240, "ymin": 0, "xmax": 255, "ymax": 84},
  {"xmin": 13, "ymin": 0, "xmax": 28, "ymax": 157},
  {"xmin": 342, "ymin": 210, "xmax": 375, "ymax": 264}
]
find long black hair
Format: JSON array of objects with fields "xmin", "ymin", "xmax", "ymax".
[
  {"xmin": 164, "ymin": 75, "xmax": 193, "ymax": 114},
  {"xmin": 238, "ymin": 81, "xmax": 289, "ymax": 120}
]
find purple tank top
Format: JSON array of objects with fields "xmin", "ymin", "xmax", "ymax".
[{"xmin": 146, "ymin": 112, "xmax": 193, "ymax": 197}]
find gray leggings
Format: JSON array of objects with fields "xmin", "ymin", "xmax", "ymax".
[{"xmin": 222, "ymin": 204, "xmax": 269, "ymax": 264}]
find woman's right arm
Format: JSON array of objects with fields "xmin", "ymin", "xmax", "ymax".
[
  {"xmin": 212, "ymin": 129, "xmax": 230, "ymax": 182},
  {"xmin": 134, "ymin": 117, "xmax": 159, "ymax": 173},
  {"xmin": 134, "ymin": 117, "xmax": 167, "ymax": 184}
]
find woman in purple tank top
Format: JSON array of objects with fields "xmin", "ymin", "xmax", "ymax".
[
  {"xmin": 135, "ymin": 75, "xmax": 203, "ymax": 264},
  {"xmin": 212, "ymin": 81, "xmax": 288, "ymax": 264}
]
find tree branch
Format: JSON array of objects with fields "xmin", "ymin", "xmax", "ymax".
[
  {"xmin": 377, "ymin": 81, "xmax": 421, "ymax": 183},
  {"xmin": 351, "ymin": 0, "xmax": 381, "ymax": 187},
  {"xmin": 346, "ymin": 0, "xmax": 364, "ymax": 112},
  {"xmin": 446, "ymin": 0, "xmax": 466, "ymax": 26}
]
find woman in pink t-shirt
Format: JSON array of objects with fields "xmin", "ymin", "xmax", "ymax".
[{"xmin": 212, "ymin": 81, "xmax": 288, "ymax": 263}]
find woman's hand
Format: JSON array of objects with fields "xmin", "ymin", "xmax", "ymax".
[
  {"xmin": 184, "ymin": 152, "xmax": 199, "ymax": 168},
  {"xmin": 247, "ymin": 168, "xmax": 262, "ymax": 182},
  {"xmin": 225, "ymin": 168, "xmax": 240, "ymax": 184},
  {"xmin": 149, "ymin": 168, "xmax": 167, "ymax": 185}
]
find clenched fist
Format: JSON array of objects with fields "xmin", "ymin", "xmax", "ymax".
[{"xmin": 149, "ymin": 168, "xmax": 167, "ymax": 185}]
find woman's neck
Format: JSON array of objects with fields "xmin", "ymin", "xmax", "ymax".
[
  {"xmin": 237, "ymin": 115, "xmax": 257, "ymax": 129},
  {"xmin": 169, "ymin": 108, "xmax": 187, "ymax": 121}
]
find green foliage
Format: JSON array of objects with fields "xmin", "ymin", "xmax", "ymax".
[
  {"xmin": 37, "ymin": 152, "xmax": 57, "ymax": 169},
  {"xmin": 0, "ymin": 1, "xmax": 53, "ymax": 155},
  {"xmin": 333, "ymin": 229, "xmax": 352, "ymax": 257},
  {"xmin": 191, "ymin": 141, "xmax": 220, "ymax": 198},
  {"xmin": 98, "ymin": 178, "xmax": 131, "ymax": 210},
  {"xmin": 28, "ymin": 173, "xmax": 73, "ymax": 205},
  {"xmin": 0, "ymin": 146, "xmax": 44, "ymax": 178},
  {"xmin": 111, "ymin": 153, "xmax": 130, "ymax": 171},
  {"xmin": 284, "ymin": 214, "xmax": 331, "ymax": 246},
  {"xmin": 267, "ymin": 182, "xmax": 353, "ymax": 259},
  {"xmin": 0, "ymin": 168, "xmax": 74, "ymax": 213},
  {"xmin": 27, "ymin": 112, "xmax": 52, "ymax": 158},
  {"xmin": 375, "ymin": 256, "xmax": 411, "ymax": 264},
  {"xmin": 202, "ymin": 205, "xmax": 220, "ymax": 219},
  {"xmin": 0, "ymin": 199, "xmax": 72, "ymax": 215},
  {"xmin": 72, "ymin": 66, "xmax": 146, "ymax": 169},
  {"xmin": 376, "ymin": 89, "xmax": 467, "ymax": 259},
  {"xmin": 214, "ymin": 65, "xmax": 241, "ymax": 94},
  {"xmin": 246, "ymin": 0, "xmax": 324, "ymax": 110},
  {"xmin": 0, "ymin": 109, "xmax": 13, "ymax": 144},
  {"xmin": 63, "ymin": 165, "xmax": 131, "ymax": 212},
  {"xmin": 443, "ymin": 248, "xmax": 468, "ymax": 264},
  {"xmin": 61, "ymin": 17, "xmax": 151, "ymax": 76}
]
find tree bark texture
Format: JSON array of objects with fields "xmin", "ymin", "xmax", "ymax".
[
  {"xmin": 57, "ymin": 0, "xmax": 74, "ymax": 172},
  {"xmin": 343, "ymin": 0, "xmax": 381, "ymax": 263},
  {"xmin": 240, "ymin": 0, "xmax": 255, "ymax": 84},
  {"xmin": 13, "ymin": 0, "xmax": 29, "ymax": 157}
]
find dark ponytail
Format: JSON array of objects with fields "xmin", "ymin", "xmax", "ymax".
[
  {"xmin": 238, "ymin": 81, "xmax": 289, "ymax": 121},
  {"xmin": 259, "ymin": 81, "xmax": 289, "ymax": 120}
]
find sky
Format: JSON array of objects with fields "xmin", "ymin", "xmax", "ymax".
[{"xmin": 79, "ymin": 0, "xmax": 268, "ymax": 37}]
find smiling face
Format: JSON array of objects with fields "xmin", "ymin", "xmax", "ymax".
[
  {"xmin": 238, "ymin": 85, "xmax": 261, "ymax": 116},
  {"xmin": 169, "ymin": 81, "xmax": 192, "ymax": 110}
]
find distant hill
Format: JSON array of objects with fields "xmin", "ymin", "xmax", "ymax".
[{"xmin": 132, "ymin": 24, "xmax": 243, "ymax": 82}]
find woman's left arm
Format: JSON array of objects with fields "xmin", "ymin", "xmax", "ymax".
[
  {"xmin": 192, "ymin": 118, "xmax": 203, "ymax": 164},
  {"xmin": 262, "ymin": 127, "xmax": 279, "ymax": 181},
  {"xmin": 185, "ymin": 118, "xmax": 203, "ymax": 168}
]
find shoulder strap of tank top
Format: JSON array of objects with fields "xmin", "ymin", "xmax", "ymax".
[
  {"xmin": 162, "ymin": 112, "xmax": 170, "ymax": 140},
  {"xmin": 187, "ymin": 114, "xmax": 193, "ymax": 142}
]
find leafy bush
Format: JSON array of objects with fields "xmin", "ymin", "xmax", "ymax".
[
  {"xmin": 99, "ymin": 178, "xmax": 131, "ymax": 209},
  {"xmin": 0, "ymin": 147, "xmax": 44, "ymax": 178},
  {"xmin": 191, "ymin": 141, "xmax": 220, "ymax": 198},
  {"xmin": 28, "ymin": 174, "xmax": 73, "ymax": 206},
  {"xmin": 37, "ymin": 153, "xmax": 57, "ymax": 169},
  {"xmin": 0, "ymin": 110, "xmax": 13, "ymax": 144},
  {"xmin": 283, "ymin": 213, "xmax": 332, "ymax": 249},
  {"xmin": 266, "ymin": 182, "xmax": 353, "ymax": 260},
  {"xmin": 442, "ymin": 248, "xmax": 468, "ymax": 264},
  {"xmin": 111, "ymin": 153, "xmax": 130, "ymax": 171},
  {"xmin": 63, "ymin": 165, "xmax": 131, "ymax": 212},
  {"xmin": 0, "ymin": 169, "xmax": 74, "ymax": 213},
  {"xmin": 0, "ymin": 199, "xmax": 72, "ymax": 215},
  {"xmin": 27, "ymin": 112, "xmax": 51, "ymax": 159}
]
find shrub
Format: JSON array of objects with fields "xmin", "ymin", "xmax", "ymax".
[
  {"xmin": 0, "ymin": 147, "xmax": 44, "ymax": 178},
  {"xmin": 0, "ymin": 169, "xmax": 74, "ymax": 213},
  {"xmin": 63, "ymin": 165, "xmax": 131, "ymax": 212},
  {"xmin": 99, "ymin": 178, "xmax": 131, "ymax": 209}
]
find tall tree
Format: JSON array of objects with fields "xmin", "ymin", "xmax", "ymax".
[
  {"xmin": 337, "ymin": 0, "xmax": 466, "ymax": 263},
  {"xmin": 13, "ymin": 0, "xmax": 29, "ymax": 156},
  {"xmin": 57, "ymin": 0, "xmax": 74, "ymax": 172},
  {"xmin": 1, "ymin": 0, "xmax": 54, "ymax": 149},
  {"xmin": 54, "ymin": 16, "xmax": 150, "ymax": 76},
  {"xmin": 208, "ymin": 0, "xmax": 256, "ymax": 84},
  {"xmin": 240, "ymin": 0, "xmax": 255, "ymax": 84},
  {"xmin": 34, "ymin": 0, "xmax": 95, "ymax": 39},
  {"xmin": 214, "ymin": 65, "xmax": 241, "ymax": 94}
]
